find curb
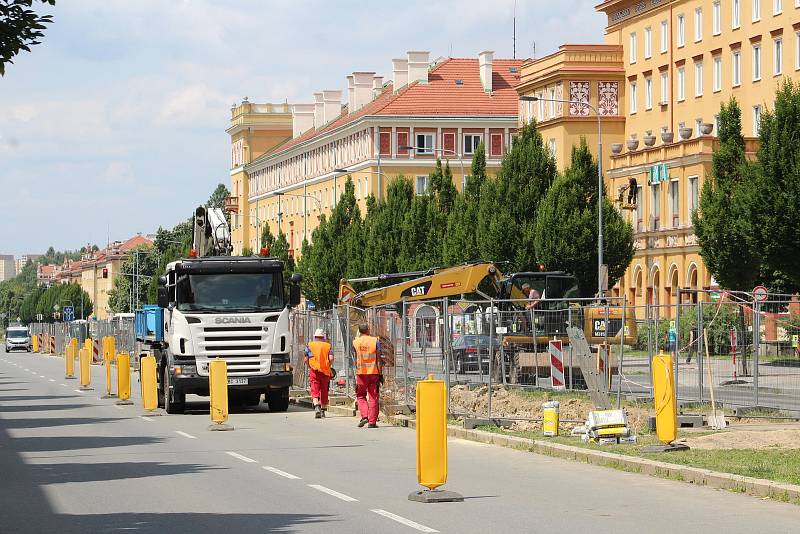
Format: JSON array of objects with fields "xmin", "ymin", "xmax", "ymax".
[{"xmin": 384, "ymin": 414, "xmax": 800, "ymax": 503}]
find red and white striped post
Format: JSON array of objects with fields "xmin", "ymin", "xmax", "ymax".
[{"xmin": 548, "ymin": 340, "xmax": 565, "ymax": 390}]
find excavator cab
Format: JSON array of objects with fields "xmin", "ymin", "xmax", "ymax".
[{"xmin": 498, "ymin": 272, "xmax": 580, "ymax": 339}]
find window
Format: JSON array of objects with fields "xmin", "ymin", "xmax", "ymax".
[
  {"xmin": 677, "ymin": 14, "xmax": 685, "ymax": 47},
  {"xmin": 753, "ymin": 105, "xmax": 762, "ymax": 135},
  {"xmin": 644, "ymin": 27, "xmax": 652, "ymax": 58},
  {"xmin": 688, "ymin": 176, "xmax": 699, "ymax": 217},
  {"xmin": 774, "ymin": 0, "xmax": 782, "ymax": 15},
  {"xmin": 695, "ymin": 60, "xmax": 704, "ymax": 96},
  {"xmin": 464, "ymin": 134, "xmax": 482, "ymax": 154},
  {"xmin": 713, "ymin": 1, "xmax": 721, "ymax": 35},
  {"xmin": 630, "ymin": 32, "xmax": 637, "ymax": 63},
  {"xmin": 696, "ymin": 118, "xmax": 704, "ymax": 137},
  {"xmin": 774, "ymin": 37, "xmax": 783, "ymax": 75},
  {"xmin": 548, "ymin": 88, "xmax": 556, "ymax": 117},
  {"xmin": 630, "ymin": 81, "xmax": 638, "ymax": 113},
  {"xmin": 714, "ymin": 114, "xmax": 721, "ymax": 134},
  {"xmin": 694, "ymin": 8, "xmax": 703, "ymax": 42},
  {"xmin": 732, "ymin": 50, "xmax": 741, "ymax": 86},
  {"xmin": 660, "ymin": 71, "xmax": 669, "ymax": 104},
  {"xmin": 753, "ymin": 43, "xmax": 762, "ymax": 80},
  {"xmin": 753, "ymin": 0, "xmax": 761, "ymax": 21},
  {"xmin": 796, "ymin": 31, "xmax": 800, "ymax": 71},
  {"xmin": 355, "ymin": 180, "xmax": 361, "ymax": 199},
  {"xmin": 669, "ymin": 180, "xmax": 680, "ymax": 228},
  {"xmin": 713, "ymin": 56, "xmax": 722, "ymax": 91},
  {"xmin": 733, "ymin": 0, "xmax": 741, "ymax": 28},
  {"xmin": 660, "ymin": 21, "xmax": 669, "ymax": 53},
  {"xmin": 645, "ymin": 77, "xmax": 653, "ymax": 109},
  {"xmin": 416, "ymin": 133, "xmax": 433, "ymax": 155},
  {"xmin": 415, "ymin": 175, "xmax": 429, "ymax": 195},
  {"xmin": 548, "ymin": 138, "xmax": 556, "ymax": 157},
  {"xmin": 651, "ymin": 183, "xmax": 661, "ymax": 230},
  {"xmin": 677, "ymin": 66, "xmax": 686, "ymax": 101}
]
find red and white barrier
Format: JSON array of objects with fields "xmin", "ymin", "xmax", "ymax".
[{"xmin": 549, "ymin": 340, "xmax": 565, "ymax": 390}]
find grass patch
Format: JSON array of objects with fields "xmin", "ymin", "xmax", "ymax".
[{"xmin": 473, "ymin": 425, "xmax": 800, "ymax": 486}]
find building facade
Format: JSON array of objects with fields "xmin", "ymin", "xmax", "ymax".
[
  {"xmin": 229, "ymin": 51, "xmax": 523, "ymax": 255},
  {"xmin": 0, "ymin": 255, "xmax": 15, "ymax": 281},
  {"xmin": 15, "ymin": 254, "xmax": 41, "ymax": 274},
  {"xmin": 520, "ymin": 0, "xmax": 800, "ymax": 317}
]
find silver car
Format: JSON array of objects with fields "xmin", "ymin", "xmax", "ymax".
[{"xmin": 5, "ymin": 327, "xmax": 31, "ymax": 352}]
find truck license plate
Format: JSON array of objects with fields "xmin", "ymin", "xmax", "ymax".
[{"xmin": 227, "ymin": 378, "xmax": 248, "ymax": 385}]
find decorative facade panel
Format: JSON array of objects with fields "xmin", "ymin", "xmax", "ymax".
[
  {"xmin": 598, "ymin": 81, "xmax": 619, "ymax": 116},
  {"xmin": 555, "ymin": 82, "xmax": 564, "ymax": 117},
  {"xmin": 569, "ymin": 81, "xmax": 590, "ymax": 116}
]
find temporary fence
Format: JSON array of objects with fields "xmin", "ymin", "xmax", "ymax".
[
  {"xmin": 292, "ymin": 290, "xmax": 800, "ymax": 419},
  {"xmin": 28, "ymin": 318, "xmax": 136, "ymax": 360}
]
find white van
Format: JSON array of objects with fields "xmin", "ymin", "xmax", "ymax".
[{"xmin": 5, "ymin": 326, "xmax": 31, "ymax": 352}]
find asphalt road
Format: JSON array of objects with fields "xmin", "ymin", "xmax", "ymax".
[{"xmin": 2, "ymin": 348, "xmax": 800, "ymax": 533}]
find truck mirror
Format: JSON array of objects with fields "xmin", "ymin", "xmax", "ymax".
[
  {"xmin": 158, "ymin": 275, "xmax": 167, "ymax": 286},
  {"xmin": 290, "ymin": 273, "xmax": 303, "ymax": 284},
  {"xmin": 289, "ymin": 284, "xmax": 301, "ymax": 307},
  {"xmin": 157, "ymin": 287, "xmax": 169, "ymax": 308}
]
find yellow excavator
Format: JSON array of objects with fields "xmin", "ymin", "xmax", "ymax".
[{"xmin": 338, "ymin": 261, "xmax": 636, "ymax": 384}]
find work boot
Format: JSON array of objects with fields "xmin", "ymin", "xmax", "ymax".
[
  {"xmin": 367, "ymin": 423, "xmax": 378, "ymax": 428},
  {"xmin": 314, "ymin": 405, "xmax": 322, "ymax": 419},
  {"xmin": 358, "ymin": 417, "xmax": 369, "ymax": 427},
  {"xmin": 320, "ymin": 407, "xmax": 327, "ymax": 418}
]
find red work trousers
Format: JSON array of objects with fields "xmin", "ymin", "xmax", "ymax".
[
  {"xmin": 356, "ymin": 374, "xmax": 380, "ymax": 424},
  {"xmin": 309, "ymin": 368, "xmax": 330, "ymax": 407}
]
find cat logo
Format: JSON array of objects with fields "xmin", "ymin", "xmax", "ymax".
[{"xmin": 400, "ymin": 281, "xmax": 433, "ymax": 299}]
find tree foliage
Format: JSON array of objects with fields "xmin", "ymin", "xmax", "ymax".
[
  {"xmin": 0, "ymin": 0, "xmax": 55, "ymax": 76},
  {"xmin": 18, "ymin": 283, "xmax": 92, "ymax": 323},
  {"xmin": 534, "ymin": 139, "xmax": 634, "ymax": 296}
]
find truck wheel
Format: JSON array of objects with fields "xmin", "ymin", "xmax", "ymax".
[
  {"xmin": 266, "ymin": 388, "xmax": 289, "ymax": 412},
  {"xmin": 163, "ymin": 366, "xmax": 185, "ymax": 414}
]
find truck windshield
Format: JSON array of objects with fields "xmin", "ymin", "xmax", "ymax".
[{"xmin": 175, "ymin": 273, "xmax": 284, "ymax": 312}]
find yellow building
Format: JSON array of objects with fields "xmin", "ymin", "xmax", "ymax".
[
  {"xmin": 521, "ymin": 0, "xmax": 800, "ymax": 317},
  {"xmin": 229, "ymin": 51, "xmax": 523, "ymax": 256}
]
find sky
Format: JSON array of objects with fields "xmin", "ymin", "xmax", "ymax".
[{"xmin": 0, "ymin": 0, "xmax": 607, "ymax": 257}]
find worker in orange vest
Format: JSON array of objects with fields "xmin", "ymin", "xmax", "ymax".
[
  {"xmin": 305, "ymin": 328, "xmax": 334, "ymax": 419},
  {"xmin": 353, "ymin": 323, "xmax": 381, "ymax": 428}
]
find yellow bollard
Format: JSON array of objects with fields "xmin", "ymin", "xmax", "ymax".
[
  {"xmin": 408, "ymin": 374, "xmax": 462, "ymax": 502},
  {"xmin": 32, "ymin": 335, "xmax": 39, "ymax": 353},
  {"xmin": 78, "ymin": 347, "xmax": 93, "ymax": 390},
  {"xmin": 208, "ymin": 358, "xmax": 233, "ymax": 430},
  {"xmin": 115, "ymin": 352, "xmax": 133, "ymax": 405},
  {"xmin": 140, "ymin": 355, "xmax": 160, "ymax": 413},
  {"xmin": 652, "ymin": 353, "xmax": 678, "ymax": 444},
  {"xmin": 64, "ymin": 340, "xmax": 76, "ymax": 379},
  {"xmin": 101, "ymin": 337, "xmax": 116, "ymax": 398}
]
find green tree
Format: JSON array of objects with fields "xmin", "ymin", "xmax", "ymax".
[
  {"xmin": 749, "ymin": 80, "xmax": 800, "ymax": 287},
  {"xmin": 693, "ymin": 98, "xmax": 759, "ymax": 290},
  {"xmin": 443, "ymin": 142, "xmax": 489, "ymax": 264},
  {"xmin": 534, "ymin": 139, "xmax": 634, "ymax": 296},
  {"xmin": 0, "ymin": 0, "xmax": 55, "ymax": 76},
  {"xmin": 206, "ymin": 183, "xmax": 231, "ymax": 211},
  {"xmin": 271, "ymin": 230, "xmax": 296, "ymax": 282},
  {"xmin": 107, "ymin": 245, "xmax": 157, "ymax": 313}
]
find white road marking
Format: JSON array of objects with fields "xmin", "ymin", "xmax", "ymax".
[
  {"xmin": 74, "ymin": 389, "xmax": 85, "ymax": 394},
  {"xmin": 307, "ymin": 484, "xmax": 358, "ymax": 502},
  {"xmin": 141, "ymin": 416, "xmax": 154, "ymax": 422},
  {"xmin": 39, "ymin": 375, "xmax": 46, "ymax": 378},
  {"xmin": 262, "ymin": 466, "xmax": 300, "ymax": 479},
  {"xmin": 370, "ymin": 509, "xmax": 439, "ymax": 533},
  {"xmin": 225, "ymin": 451, "xmax": 257, "ymax": 463},
  {"xmin": 60, "ymin": 383, "xmax": 67, "ymax": 387},
  {"xmin": 175, "ymin": 431, "xmax": 197, "ymax": 439},
  {"xmin": 49, "ymin": 379, "xmax": 55, "ymax": 382}
]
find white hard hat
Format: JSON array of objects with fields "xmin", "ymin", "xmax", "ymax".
[{"xmin": 313, "ymin": 328, "xmax": 326, "ymax": 339}]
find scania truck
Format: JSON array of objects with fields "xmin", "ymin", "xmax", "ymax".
[{"xmin": 136, "ymin": 206, "xmax": 301, "ymax": 414}]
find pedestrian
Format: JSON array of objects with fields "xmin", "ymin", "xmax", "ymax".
[
  {"xmin": 685, "ymin": 325, "xmax": 698, "ymax": 364},
  {"xmin": 627, "ymin": 176, "xmax": 638, "ymax": 205},
  {"xmin": 305, "ymin": 328, "xmax": 334, "ymax": 419},
  {"xmin": 353, "ymin": 323, "xmax": 381, "ymax": 428}
]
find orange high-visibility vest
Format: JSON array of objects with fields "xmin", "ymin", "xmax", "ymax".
[
  {"xmin": 307, "ymin": 341, "xmax": 332, "ymax": 376},
  {"xmin": 353, "ymin": 335, "xmax": 380, "ymax": 375}
]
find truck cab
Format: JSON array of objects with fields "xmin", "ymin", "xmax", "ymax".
[{"xmin": 147, "ymin": 255, "xmax": 301, "ymax": 413}]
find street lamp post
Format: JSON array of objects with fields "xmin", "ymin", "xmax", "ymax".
[
  {"xmin": 398, "ymin": 146, "xmax": 466, "ymax": 184},
  {"xmin": 270, "ymin": 191, "xmax": 322, "ymax": 243},
  {"xmin": 519, "ymin": 95, "xmax": 605, "ymax": 297}
]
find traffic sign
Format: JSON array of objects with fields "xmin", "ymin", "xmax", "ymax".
[
  {"xmin": 63, "ymin": 306, "xmax": 75, "ymax": 322},
  {"xmin": 752, "ymin": 285, "xmax": 768, "ymax": 302}
]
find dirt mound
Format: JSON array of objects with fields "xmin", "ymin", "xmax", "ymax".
[
  {"xmin": 449, "ymin": 385, "xmax": 651, "ymax": 433},
  {"xmin": 686, "ymin": 429, "xmax": 800, "ymax": 450}
]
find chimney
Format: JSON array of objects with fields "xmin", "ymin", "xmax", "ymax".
[
  {"xmin": 292, "ymin": 104, "xmax": 315, "ymax": 138},
  {"xmin": 479, "ymin": 50, "xmax": 494, "ymax": 93},
  {"xmin": 346, "ymin": 76, "xmax": 355, "ymax": 113},
  {"xmin": 392, "ymin": 58, "xmax": 408, "ymax": 91},
  {"xmin": 372, "ymin": 75, "xmax": 384, "ymax": 98},
  {"xmin": 321, "ymin": 89, "xmax": 342, "ymax": 124},
  {"xmin": 407, "ymin": 51, "xmax": 430, "ymax": 84},
  {"xmin": 313, "ymin": 92, "xmax": 324, "ymax": 128},
  {"xmin": 351, "ymin": 71, "xmax": 375, "ymax": 112}
]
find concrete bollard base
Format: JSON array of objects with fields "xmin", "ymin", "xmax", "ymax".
[
  {"xmin": 142, "ymin": 409, "xmax": 166, "ymax": 416},
  {"xmin": 115, "ymin": 399, "xmax": 134, "ymax": 406},
  {"xmin": 101, "ymin": 394, "xmax": 117, "ymax": 399},
  {"xmin": 65, "ymin": 375, "xmax": 76, "ymax": 380},
  {"xmin": 408, "ymin": 489, "xmax": 464, "ymax": 503},
  {"xmin": 208, "ymin": 423, "xmax": 234, "ymax": 431},
  {"xmin": 79, "ymin": 386, "xmax": 94, "ymax": 391}
]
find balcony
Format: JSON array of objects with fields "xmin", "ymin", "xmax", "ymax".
[{"xmin": 224, "ymin": 196, "xmax": 239, "ymax": 213}]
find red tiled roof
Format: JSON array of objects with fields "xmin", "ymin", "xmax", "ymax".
[
  {"xmin": 256, "ymin": 57, "xmax": 522, "ymax": 162},
  {"xmin": 118, "ymin": 234, "xmax": 153, "ymax": 252}
]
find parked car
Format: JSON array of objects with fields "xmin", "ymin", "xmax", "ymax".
[
  {"xmin": 5, "ymin": 326, "xmax": 32, "ymax": 352},
  {"xmin": 451, "ymin": 335, "xmax": 499, "ymax": 374}
]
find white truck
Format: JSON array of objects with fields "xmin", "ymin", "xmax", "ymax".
[{"xmin": 138, "ymin": 206, "xmax": 301, "ymax": 414}]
